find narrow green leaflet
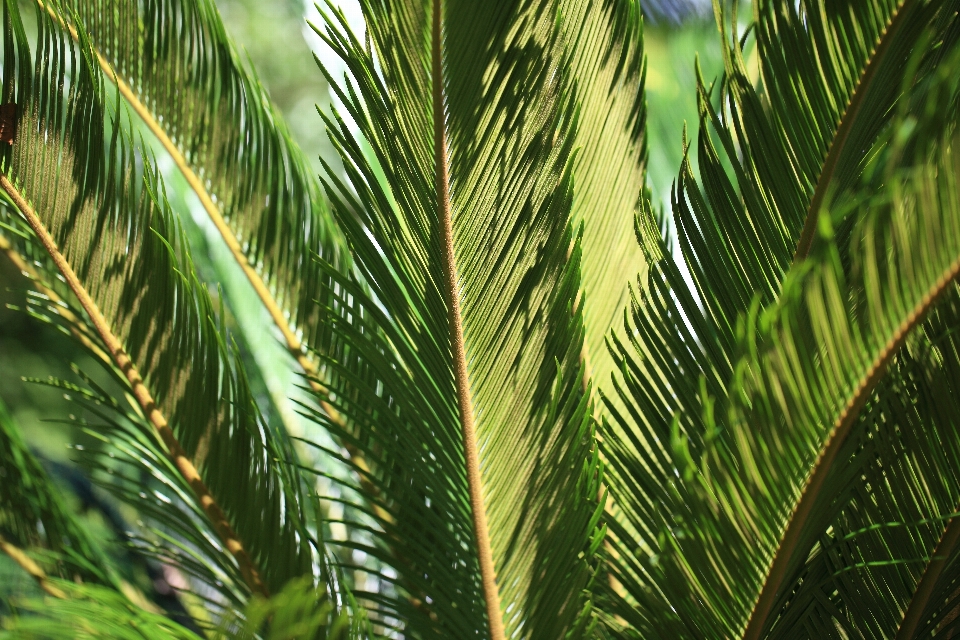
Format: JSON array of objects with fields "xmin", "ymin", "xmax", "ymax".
[
  {"xmin": 306, "ymin": 0, "xmax": 607, "ymax": 637},
  {"xmin": 0, "ymin": 0, "xmax": 312, "ymax": 600}
]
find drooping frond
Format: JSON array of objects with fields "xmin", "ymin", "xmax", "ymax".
[
  {"xmin": 742, "ymin": 48, "xmax": 960, "ymax": 638},
  {"xmin": 597, "ymin": 0, "xmax": 958, "ymax": 600},
  {"xmin": 32, "ymin": 0, "xmax": 363, "ymax": 492},
  {"xmin": 756, "ymin": 285, "xmax": 960, "ymax": 639},
  {"xmin": 37, "ymin": 0, "xmax": 346, "ymax": 361},
  {"xmin": 305, "ymin": 1, "xmax": 615, "ymax": 636},
  {"xmin": 0, "ymin": 0, "xmax": 315, "ymax": 601}
]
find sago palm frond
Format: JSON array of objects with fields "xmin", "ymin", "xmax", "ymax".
[
  {"xmin": 600, "ymin": 0, "xmax": 960, "ymax": 636},
  {"xmin": 0, "ymin": 0, "xmax": 321, "ymax": 609},
  {"xmin": 604, "ymin": 92, "xmax": 960, "ymax": 640},
  {"xmin": 38, "ymin": 0, "xmax": 353, "ymax": 540},
  {"xmin": 39, "ymin": 0, "xmax": 346, "ymax": 354},
  {"xmin": 299, "ymin": 0, "xmax": 656, "ymax": 636},
  {"xmin": 35, "ymin": 0, "xmax": 363, "ymax": 492}
]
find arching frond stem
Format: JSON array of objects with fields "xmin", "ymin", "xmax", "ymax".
[
  {"xmin": 432, "ymin": 2, "xmax": 502, "ymax": 637},
  {"xmin": 742, "ymin": 264, "xmax": 960, "ymax": 640},
  {"xmin": 31, "ymin": 0, "xmax": 386, "ymax": 522},
  {"xmin": 896, "ymin": 512, "xmax": 960, "ymax": 638},
  {"xmin": 0, "ymin": 174, "xmax": 269, "ymax": 598},
  {"xmin": 0, "ymin": 234, "xmax": 109, "ymax": 365},
  {"xmin": 792, "ymin": 0, "xmax": 914, "ymax": 263},
  {"xmin": 0, "ymin": 533, "xmax": 66, "ymax": 598}
]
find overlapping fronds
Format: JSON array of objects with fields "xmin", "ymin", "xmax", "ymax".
[
  {"xmin": 0, "ymin": 396, "xmax": 113, "ymax": 589},
  {"xmin": 746, "ymin": 46, "xmax": 960, "ymax": 638},
  {"xmin": 757, "ymin": 286, "xmax": 960, "ymax": 639},
  {"xmin": 604, "ymin": 114, "xmax": 960, "ymax": 639},
  {"xmin": 303, "ymin": 0, "xmax": 625, "ymax": 636},
  {"xmin": 39, "ymin": 0, "xmax": 346, "ymax": 372},
  {"xmin": 599, "ymin": 0, "xmax": 960, "ymax": 636},
  {"xmin": 0, "ymin": 0, "xmax": 315, "ymax": 603},
  {"xmin": 678, "ymin": 0, "xmax": 952, "ymax": 354},
  {"xmin": 598, "ymin": 0, "xmax": 958, "ymax": 603}
]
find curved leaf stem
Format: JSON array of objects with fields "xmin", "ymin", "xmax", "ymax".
[
  {"xmin": 431, "ymin": 2, "xmax": 503, "ymax": 637},
  {"xmin": 0, "ymin": 533, "xmax": 66, "ymax": 598},
  {"xmin": 742, "ymin": 260, "xmax": 960, "ymax": 640},
  {"xmin": 0, "ymin": 235, "xmax": 111, "ymax": 366},
  {"xmin": 792, "ymin": 0, "xmax": 913, "ymax": 263},
  {"xmin": 896, "ymin": 513, "xmax": 960, "ymax": 638},
  {"xmin": 30, "ymin": 0, "xmax": 388, "ymax": 523},
  {"xmin": 0, "ymin": 174, "xmax": 269, "ymax": 598}
]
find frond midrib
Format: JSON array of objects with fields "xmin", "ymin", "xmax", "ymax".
[
  {"xmin": 742, "ymin": 252, "xmax": 960, "ymax": 640},
  {"xmin": 431, "ymin": 1, "xmax": 503, "ymax": 637},
  {"xmin": 0, "ymin": 234, "xmax": 110, "ymax": 365},
  {"xmin": 896, "ymin": 506, "xmax": 960, "ymax": 637},
  {"xmin": 0, "ymin": 174, "xmax": 269, "ymax": 598}
]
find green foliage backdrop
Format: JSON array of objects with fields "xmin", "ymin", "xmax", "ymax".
[{"xmin": 1, "ymin": 0, "xmax": 959, "ymax": 638}]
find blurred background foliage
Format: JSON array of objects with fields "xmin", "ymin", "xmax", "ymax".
[{"xmin": 0, "ymin": 0, "xmax": 724, "ymax": 624}]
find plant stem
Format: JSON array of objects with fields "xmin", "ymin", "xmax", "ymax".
[{"xmin": 896, "ymin": 513, "xmax": 960, "ymax": 638}]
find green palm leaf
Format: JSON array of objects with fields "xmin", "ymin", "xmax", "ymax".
[
  {"xmin": 604, "ymin": 115, "xmax": 960, "ymax": 639},
  {"xmin": 599, "ymin": 0, "xmax": 960, "ymax": 636},
  {"xmin": 299, "ymin": 0, "xmax": 655, "ymax": 636},
  {"xmin": 0, "ymin": 0, "xmax": 314, "ymax": 602}
]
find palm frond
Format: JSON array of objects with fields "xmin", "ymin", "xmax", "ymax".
[
  {"xmin": 601, "ymin": 66, "xmax": 960, "ymax": 640},
  {"xmin": 0, "ymin": 0, "xmax": 315, "ymax": 601},
  {"xmin": 742, "ymin": 45, "xmax": 960, "ymax": 638},
  {"xmin": 305, "ymin": 1, "xmax": 621, "ymax": 636},
  {"xmin": 38, "ymin": 0, "xmax": 346, "ymax": 355},
  {"xmin": 598, "ymin": 0, "xmax": 960, "ymax": 635},
  {"xmin": 32, "ymin": 0, "xmax": 365, "ymax": 507}
]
